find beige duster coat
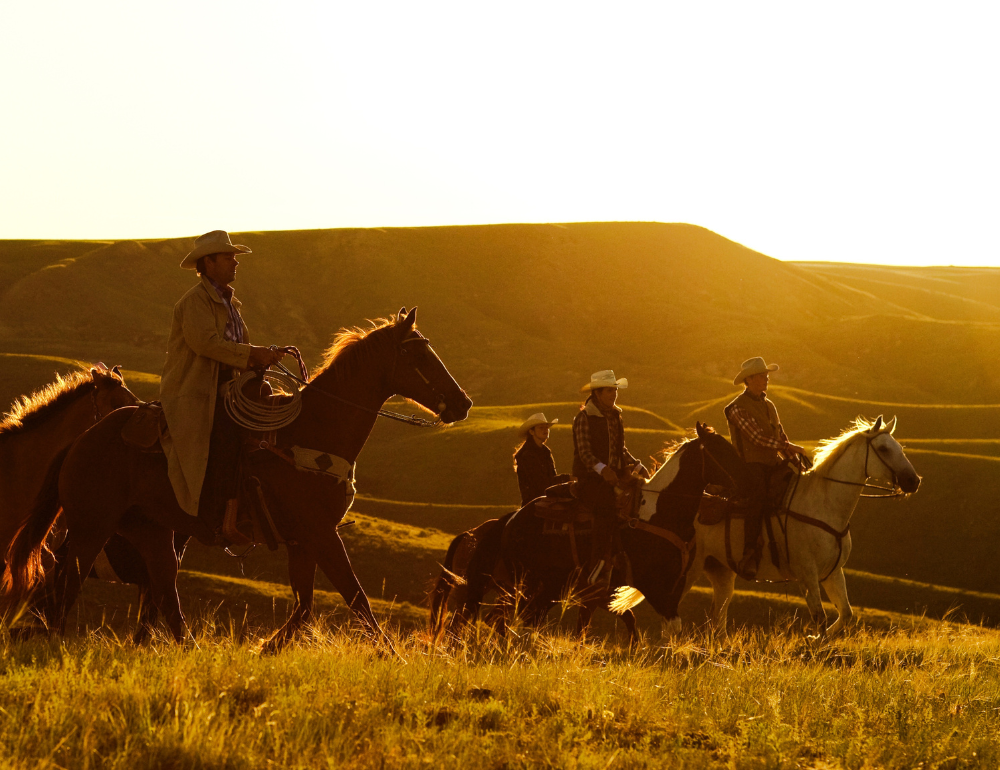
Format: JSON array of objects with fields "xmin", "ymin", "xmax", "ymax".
[{"xmin": 160, "ymin": 276, "xmax": 251, "ymax": 516}]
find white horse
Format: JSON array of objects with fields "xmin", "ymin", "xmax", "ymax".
[{"xmin": 685, "ymin": 415, "xmax": 920, "ymax": 637}]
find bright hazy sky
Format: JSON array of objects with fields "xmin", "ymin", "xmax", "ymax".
[{"xmin": 2, "ymin": 2, "xmax": 997, "ymax": 266}]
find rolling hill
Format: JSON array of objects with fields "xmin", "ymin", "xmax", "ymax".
[{"xmin": 1, "ymin": 223, "xmax": 998, "ymax": 625}]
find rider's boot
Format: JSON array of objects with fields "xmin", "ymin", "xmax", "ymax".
[
  {"xmin": 221, "ymin": 498, "xmax": 252, "ymax": 546},
  {"xmin": 737, "ymin": 547, "xmax": 760, "ymax": 580}
]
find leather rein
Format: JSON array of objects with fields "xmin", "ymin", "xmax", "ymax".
[{"xmin": 269, "ymin": 333, "xmax": 446, "ymax": 429}]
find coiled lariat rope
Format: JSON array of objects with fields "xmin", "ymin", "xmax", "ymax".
[{"xmin": 223, "ymin": 346, "xmax": 309, "ymax": 432}]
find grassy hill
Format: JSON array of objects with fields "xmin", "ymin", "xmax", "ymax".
[{"xmin": 1, "ymin": 222, "xmax": 999, "ymax": 624}]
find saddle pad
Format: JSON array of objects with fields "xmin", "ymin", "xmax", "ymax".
[{"xmin": 121, "ymin": 402, "xmax": 167, "ymax": 451}]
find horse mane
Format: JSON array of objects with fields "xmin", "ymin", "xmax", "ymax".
[
  {"xmin": 0, "ymin": 369, "xmax": 94, "ymax": 438},
  {"xmin": 649, "ymin": 435, "xmax": 695, "ymax": 473},
  {"xmin": 311, "ymin": 317, "xmax": 402, "ymax": 383},
  {"xmin": 810, "ymin": 416, "xmax": 879, "ymax": 472}
]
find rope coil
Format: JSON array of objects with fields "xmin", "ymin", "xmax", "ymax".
[
  {"xmin": 223, "ymin": 347, "xmax": 309, "ymax": 432},
  {"xmin": 223, "ymin": 369, "xmax": 303, "ymax": 431}
]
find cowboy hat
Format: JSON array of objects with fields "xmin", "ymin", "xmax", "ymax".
[
  {"xmin": 580, "ymin": 370, "xmax": 628, "ymax": 393},
  {"xmin": 519, "ymin": 413, "xmax": 558, "ymax": 434},
  {"xmin": 180, "ymin": 230, "xmax": 252, "ymax": 269},
  {"xmin": 733, "ymin": 356, "xmax": 779, "ymax": 386}
]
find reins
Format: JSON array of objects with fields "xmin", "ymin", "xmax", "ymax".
[
  {"xmin": 816, "ymin": 434, "xmax": 906, "ymax": 498},
  {"xmin": 772, "ymin": 431, "xmax": 904, "ymax": 581},
  {"xmin": 272, "ymin": 341, "xmax": 444, "ymax": 428},
  {"xmin": 223, "ymin": 339, "xmax": 446, "ymax": 432}
]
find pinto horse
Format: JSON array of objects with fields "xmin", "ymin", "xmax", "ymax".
[
  {"xmin": 4, "ymin": 308, "xmax": 472, "ymax": 653},
  {"xmin": 685, "ymin": 415, "xmax": 920, "ymax": 637},
  {"xmin": 450, "ymin": 423, "xmax": 751, "ymax": 639}
]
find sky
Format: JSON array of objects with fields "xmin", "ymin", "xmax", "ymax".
[{"xmin": 1, "ymin": 1, "xmax": 997, "ymax": 266}]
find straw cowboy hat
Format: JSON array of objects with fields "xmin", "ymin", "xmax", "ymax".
[
  {"xmin": 518, "ymin": 412, "xmax": 558, "ymax": 435},
  {"xmin": 733, "ymin": 356, "xmax": 779, "ymax": 386},
  {"xmin": 580, "ymin": 370, "xmax": 628, "ymax": 393},
  {"xmin": 180, "ymin": 230, "xmax": 252, "ymax": 269}
]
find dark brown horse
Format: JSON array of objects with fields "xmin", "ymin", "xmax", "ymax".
[
  {"xmin": 447, "ymin": 424, "xmax": 751, "ymax": 640},
  {"xmin": 4, "ymin": 308, "xmax": 472, "ymax": 653},
  {"xmin": 0, "ymin": 367, "xmax": 184, "ymax": 636}
]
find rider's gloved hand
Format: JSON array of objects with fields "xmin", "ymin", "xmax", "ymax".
[{"xmin": 247, "ymin": 345, "xmax": 285, "ymax": 370}]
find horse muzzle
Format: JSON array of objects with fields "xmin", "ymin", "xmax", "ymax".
[
  {"xmin": 438, "ymin": 391, "xmax": 473, "ymax": 424},
  {"xmin": 898, "ymin": 470, "xmax": 921, "ymax": 494}
]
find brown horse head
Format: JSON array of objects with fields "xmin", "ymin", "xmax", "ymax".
[
  {"xmin": 90, "ymin": 364, "xmax": 139, "ymax": 419},
  {"xmin": 389, "ymin": 307, "xmax": 472, "ymax": 424}
]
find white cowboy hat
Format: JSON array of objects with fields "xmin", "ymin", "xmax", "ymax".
[
  {"xmin": 180, "ymin": 230, "xmax": 252, "ymax": 269},
  {"xmin": 580, "ymin": 370, "xmax": 628, "ymax": 393},
  {"xmin": 733, "ymin": 356, "xmax": 779, "ymax": 386},
  {"xmin": 519, "ymin": 413, "xmax": 558, "ymax": 434}
]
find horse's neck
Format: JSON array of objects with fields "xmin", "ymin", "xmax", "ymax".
[
  {"xmin": 282, "ymin": 367, "xmax": 389, "ymax": 463},
  {"xmin": 797, "ymin": 438, "xmax": 867, "ymax": 527},
  {"xmin": 0, "ymin": 390, "xmax": 95, "ymax": 449},
  {"xmin": 639, "ymin": 444, "xmax": 695, "ymax": 524}
]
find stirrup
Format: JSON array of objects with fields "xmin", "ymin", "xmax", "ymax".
[
  {"xmin": 737, "ymin": 553, "xmax": 759, "ymax": 580},
  {"xmin": 587, "ymin": 559, "xmax": 607, "ymax": 586}
]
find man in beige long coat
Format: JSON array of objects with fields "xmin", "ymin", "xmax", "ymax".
[{"xmin": 160, "ymin": 230, "xmax": 283, "ymax": 540}]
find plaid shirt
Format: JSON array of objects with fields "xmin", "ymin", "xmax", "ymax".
[
  {"xmin": 728, "ymin": 405, "xmax": 788, "ymax": 450},
  {"xmin": 207, "ymin": 278, "xmax": 246, "ymax": 344},
  {"xmin": 573, "ymin": 401, "xmax": 640, "ymax": 473}
]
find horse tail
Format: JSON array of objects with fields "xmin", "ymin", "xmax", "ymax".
[
  {"xmin": 1, "ymin": 446, "xmax": 68, "ymax": 612},
  {"xmin": 609, "ymin": 586, "xmax": 646, "ymax": 614},
  {"xmin": 429, "ymin": 531, "xmax": 473, "ymax": 637}
]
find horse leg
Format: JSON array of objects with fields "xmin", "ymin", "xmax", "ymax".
[
  {"xmin": 702, "ymin": 556, "xmax": 735, "ymax": 637},
  {"xmin": 51, "ymin": 524, "xmax": 117, "ymax": 635},
  {"xmin": 622, "ymin": 610, "xmax": 639, "ymax": 645},
  {"xmin": 121, "ymin": 519, "xmax": 186, "ymax": 642},
  {"xmin": 820, "ymin": 567, "xmax": 853, "ymax": 637},
  {"xmin": 801, "ymin": 573, "xmax": 828, "ymax": 638},
  {"xmin": 133, "ymin": 583, "xmax": 158, "ymax": 645},
  {"xmin": 576, "ymin": 601, "xmax": 597, "ymax": 638},
  {"xmin": 261, "ymin": 543, "xmax": 316, "ymax": 655},
  {"xmin": 311, "ymin": 534, "xmax": 400, "ymax": 658}
]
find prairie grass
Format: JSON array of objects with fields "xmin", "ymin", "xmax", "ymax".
[{"xmin": 2, "ymin": 613, "xmax": 999, "ymax": 769}]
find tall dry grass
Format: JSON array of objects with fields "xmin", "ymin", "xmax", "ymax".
[{"xmin": 2, "ymin": 610, "xmax": 999, "ymax": 769}]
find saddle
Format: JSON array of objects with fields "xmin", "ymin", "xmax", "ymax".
[
  {"xmin": 120, "ymin": 401, "xmax": 168, "ymax": 451},
  {"xmin": 533, "ymin": 482, "xmax": 639, "ymax": 526},
  {"xmin": 696, "ymin": 464, "xmax": 796, "ymax": 526}
]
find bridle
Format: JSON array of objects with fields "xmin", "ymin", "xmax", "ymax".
[
  {"xmin": 271, "ymin": 332, "xmax": 449, "ymax": 428},
  {"xmin": 817, "ymin": 433, "xmax": 906, "ymax": 499}
]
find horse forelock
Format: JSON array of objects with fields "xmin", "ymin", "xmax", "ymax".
[
  {"xmin": 0, "ymin": 369, "xmax": 95, "ymax": 438},
  {"xmin": 810, "ymin": 416, "xmax": 882, "ymax": 472},
  {"xmin": 312, "ymin": 316, "xmax": 404, "ymax": 382}
]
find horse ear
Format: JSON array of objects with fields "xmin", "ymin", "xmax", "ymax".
[
  {"xmin": 90, "ymin": 367, "xmax": 106, "ymax": 381},
  {"xmin": 404, "ymin": 307, "xmax": 418, "ymax": 326},
  {"xmin": 695, "ymin": 421, "xmax": 706, "ymax": 438},
  {"xmin": 886, "ymin": 416, "xmax": 897, "ymax": 434},
  {"xmin": 872, "ymin": 415, "xmax": 883, "ymax": 433},
  {"xmin": 398, "ymin": 307, "xmax": 407, "ymax": 320}
]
